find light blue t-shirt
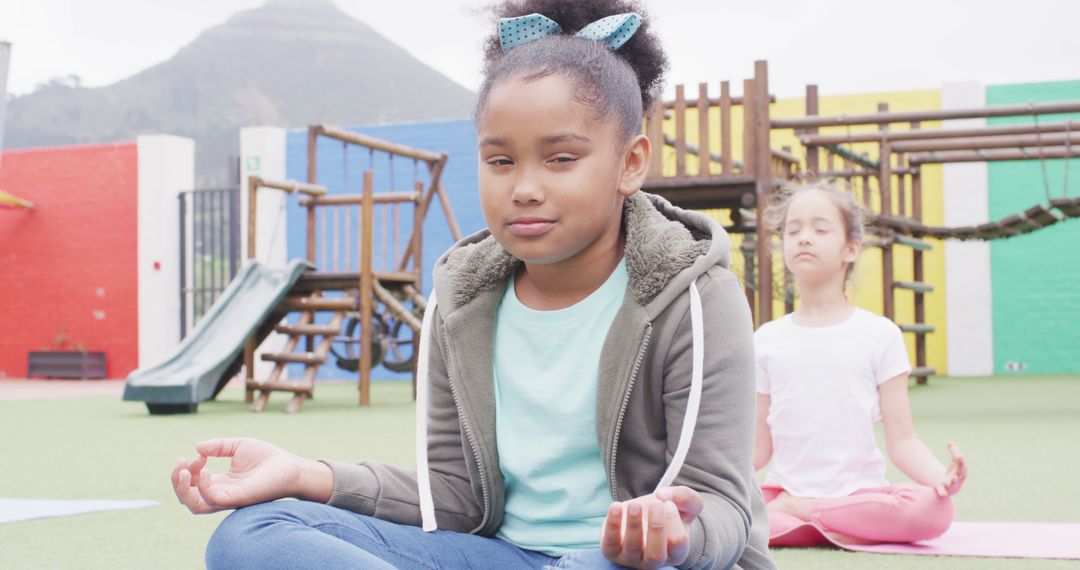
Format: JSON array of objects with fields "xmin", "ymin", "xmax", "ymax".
[{"xmin": 493, "ymin": 259, "xmax": 628, "ymax": 556}]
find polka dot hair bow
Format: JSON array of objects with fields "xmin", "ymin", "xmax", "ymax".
[{"xmin": 498, "ymin": 12, "xmax": 643, "ymax": 51}]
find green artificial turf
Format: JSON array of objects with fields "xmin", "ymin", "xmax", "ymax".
[{"xmin": 0, "ymin": 375, "xmax": 1077, "ymax": 569}]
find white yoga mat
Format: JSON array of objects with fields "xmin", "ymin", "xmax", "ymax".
[{"xmin": 0, "ymin": 498, "xmax": 160, "ymax": 524}]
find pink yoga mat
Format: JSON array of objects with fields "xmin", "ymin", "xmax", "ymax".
[{"xmin": 776, "ymin": 521, "xmax": 1080, "ymax": 559}]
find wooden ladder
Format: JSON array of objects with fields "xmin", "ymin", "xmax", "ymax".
[{"xmin": 246, "ymin": 292, "xmax": 348, "ymax": 413}]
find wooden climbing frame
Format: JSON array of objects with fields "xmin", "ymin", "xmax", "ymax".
[
  {"xmin": 241, "ymin": 125, "xmax": 461, "ymax": 411},
  {"xmin": 648, "ymin": 60, "xmax": 1080, "ymax": 384},
  {"xmin": 642, "ymin": 61, "xmax": 797, "ymax": 325}
]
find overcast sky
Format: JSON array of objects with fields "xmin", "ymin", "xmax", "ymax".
[{"xmin": 2, "ymin": 0, "xmax": 1079, "ymax": 100}]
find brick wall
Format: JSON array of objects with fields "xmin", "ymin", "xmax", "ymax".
[
  {"xmin": 987, "ymin": 81, "xmax": 1080, "ymax": 374},
  {"xmin": 0, "ymin": 142, "xmax": 139, "ymax": 378}
]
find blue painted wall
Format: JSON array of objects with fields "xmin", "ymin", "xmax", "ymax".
[{"xmin": 284, "ymin": 118, "xmax": 484, "ymax": 378}]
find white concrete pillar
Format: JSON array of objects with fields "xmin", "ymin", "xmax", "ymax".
[
  {"xmin": 941, "ymin": 82, "xmax": 994, "ymax": 376},
  {"xmin": 239, "ymin": 126, "xmax": 291, "ymax": 379},
  {"xmin": 137, "ymin": 135, "xmax": 194, "ymax": 367},
  {"xmin": 239, "ymin": 127, "xmax": 289, "ymax": 268}
]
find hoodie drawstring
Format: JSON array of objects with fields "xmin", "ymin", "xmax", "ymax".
[
  {"xmin": 416, "ymin": 289, "xmax": 439, "ymax": 532},
  {"xmin": 655, "ymin": 277, "xmax": 705, "ymax": 491},
  {"xmin": 415, "ymin": 278, "xmax": 705, "ymax": 532}
]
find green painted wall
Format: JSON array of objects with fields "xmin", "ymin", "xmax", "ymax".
[{"xmin": 987, "ymin": 80, "xmax": 1080, "ymax": 374}]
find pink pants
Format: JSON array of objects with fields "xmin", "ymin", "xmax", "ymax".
[{"xmin": 763, "ymin": 483, "xmax": 955, "ymax": 547}]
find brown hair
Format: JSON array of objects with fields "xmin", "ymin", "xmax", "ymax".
[{"xmin": 762, "ymin": 180, "xmax": 867, "ymax": 281}]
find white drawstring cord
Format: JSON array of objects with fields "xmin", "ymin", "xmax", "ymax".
[
  {"xmin": 415, "ymin": 290, "xmax": 438, "ymax": 532},
  {"xmin": 416, "ymin": 278, "xmax": 704, "ymax": 527},
  {"xmin": 655, "ymin": 278, "xmax": 704, "ymax": 490}
]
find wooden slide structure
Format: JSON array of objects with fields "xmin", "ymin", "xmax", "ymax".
[{"xmin": 242, "ymin": 125, "xmax": 460, "ymax": 412}]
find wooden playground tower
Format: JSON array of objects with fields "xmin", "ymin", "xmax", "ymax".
[
  {"xmin": 236, "ymin": 62, "xmax": 1079, "ymax": 408},
  {"xmin": 242, "ymin": 125, "xmax": 461, "ymax": 411},
  {"xmin": 646, "ymin": 60, "xmax": 1080, "ymax": 383}
]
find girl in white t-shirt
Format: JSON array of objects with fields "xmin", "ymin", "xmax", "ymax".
[{"xmin": 753, "ymin": 182, "xmax": 967, "ymax": 547}]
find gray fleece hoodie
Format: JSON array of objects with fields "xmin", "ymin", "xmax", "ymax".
[{"xmin": 321, "ymin": 192, "xmax": 775, "ymax": 569}]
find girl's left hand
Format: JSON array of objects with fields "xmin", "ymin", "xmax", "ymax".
[
  {"xmin": 600, "ymin": 486, "xmax": 703, "ymax": 569},
  {"xmin": 934, "ymin": 442, "xmax": 967, "ymax": 497}
]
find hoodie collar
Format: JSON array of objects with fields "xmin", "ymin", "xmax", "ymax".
[{"xmin": 433, "ymin": 192, "xmax": 729, "ymax": 318}]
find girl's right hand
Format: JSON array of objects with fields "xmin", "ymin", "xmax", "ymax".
[
  {"xmin": 600, "ymin": 487, "xmax": 703, "ymax": 569},
  {"xmin": 171, "ymin": 437, "xmax": 322, "ymax": 514},
  {"xmin": 935, "ymin": 442, "xmax": 967, "ymax": 497}
]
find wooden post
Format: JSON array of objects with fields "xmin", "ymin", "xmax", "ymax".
[
  {"xmin": 434, "ymin": 179, "xmax": 460, "ymax": 241},
  {"xmin": 898, "ymin": 168, "xmax": 908, "ymax": 218},
  {"xmin": 805, "ymin": 85, "xmax": 820, "ymax": 176},
  {"xmin": 697, "ymin": 82, "xmax": 710, "ymax": 178},
  {"xmin": 675, "ymin": 84, "xmax": 687, "ymax": 177},
  {"xmin": 307, "ymin": 126, "xmax": 318, "ymax": 187},
  {"xmin": 912, "ymin": 167, "xmax": 927, "ymax": 384},
  {"xmin": 720, "ymin": 81, "xmax": 733, "ymax": 174},
  {"xmin": 243, "ymin": 340, "xmax": 255, "ymax": 404},
  {"xmin": 741, "ymin": 77, "xmax": 758, "ymax": 324},
  {"xmin": 414, "ymin": 181, "xmax": 424, "ymax": 289},
  {"xmin": 783, "ymin": 268, "xmax": 795, "ymax": 315},
  {"xmin": 909, "ymin": 121, "xmax": 927, "ymax": 382},
  {"xmin": 246, "ymin": 176, "xmax": 258, "ymax": 260},
  {"xmin": 307, "ymin": 127, "xmax": 319, "ymax": 264},
  {"xmin": 742, "ymin": 79, "xmax": 756, "ymax": 176},
  {"xmin": 741, "ymin": 230, "xmax": 756, "ymax": 325},
  {"xmin": 245, "ymin": 177, "xmax": 259, "ymax": 402},
  {"xmin": 420, "ymin": 155, "xmax": 462, "ymax": 245},
  {"xmin": 753, "ymin": 61, "xmax": 774, "ymax": 324},
  {"xmin": 359, "ymin": 170, "xmax": 375, "ymax": 406},
  {"xmin": 878, "ymin": 102, "xmax": 895, "ymax": 321},
  {"xmin": 306, "ymin": 205, "xmax": 316, "ymax": 264},
  {"xmin": 412, "ymin": 181, "xmax": 425, "ymax": 400},
  {"xmin": 398, "ymin": 157, "xmax": 439, "ymax": 272}
]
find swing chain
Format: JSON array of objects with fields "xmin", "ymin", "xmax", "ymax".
[
  {"xmin": 1033, "ymin": 111, "xmax": 1053, "ymax": 204},
  {"xmin": 1065, "ymin": 120, "xmax": 1072, "ymax": 198}
]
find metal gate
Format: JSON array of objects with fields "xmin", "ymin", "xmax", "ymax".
[{"xmin": 179, "ymin": 188, "xmax": 241, "ymax": 338}]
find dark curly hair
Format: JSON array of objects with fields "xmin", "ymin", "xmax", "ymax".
[{"xmin": 476, "ymin": 0, "xmax": 669, "ymax": 142}]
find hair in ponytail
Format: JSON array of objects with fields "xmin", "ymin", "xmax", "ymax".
[{"xmin": 476, "ymin": 0, "xmax": 669, "ymax": 143}]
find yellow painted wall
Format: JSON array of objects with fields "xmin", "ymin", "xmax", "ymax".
[{"xmin": 660, "ymin": 88, "xmax": 948, "ymax": 374}]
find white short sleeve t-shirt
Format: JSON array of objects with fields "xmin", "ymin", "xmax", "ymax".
[{"xmin": 754, "ymin": 308, "xmax": 912, "ymax": 497}]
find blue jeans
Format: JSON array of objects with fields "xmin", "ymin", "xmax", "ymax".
[{"xmin": 205, "ymin": 500, "xmax": 655, "ymax": 569}]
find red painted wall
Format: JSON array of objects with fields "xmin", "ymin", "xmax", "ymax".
[{"xmin": 0, "ymin": 142, "xmax": 139, "ymax": 379}]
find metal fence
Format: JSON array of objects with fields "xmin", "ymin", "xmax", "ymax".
[{"xmin": 179, "ymin": 188, "xmax": 241, "ymax": 338}]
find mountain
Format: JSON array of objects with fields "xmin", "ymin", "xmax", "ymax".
[{"xmin": 4, "ymin": 0, "xmax": 477, "ymax": 185}]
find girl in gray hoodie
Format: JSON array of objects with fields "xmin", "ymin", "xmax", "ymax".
[{"xmin": 174, "ymin": 1, "xmax": 775, "ymax": 568}]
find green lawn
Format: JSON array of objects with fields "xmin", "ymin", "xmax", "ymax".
[{"xmin": 1, "ymin": 375, "xmax": 1077, "ymax": 569}]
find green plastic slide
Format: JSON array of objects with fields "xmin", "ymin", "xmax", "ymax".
[{"xmin": 123, "ymin": 259, "xmax": 310, "ymax": 415}]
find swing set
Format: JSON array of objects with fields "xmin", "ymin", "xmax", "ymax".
[{"xmin": 242, "ymin": 125, "xmax": 461, "ymax": 411}]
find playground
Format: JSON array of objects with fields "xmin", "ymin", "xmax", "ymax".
[
  {"xmin": 2, "ymin": 8, "xmax": 1080, "ymax": 565},
  {"xmin": 2, "ymin": 375, "xmax": 1078, "ymax": 568}
]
